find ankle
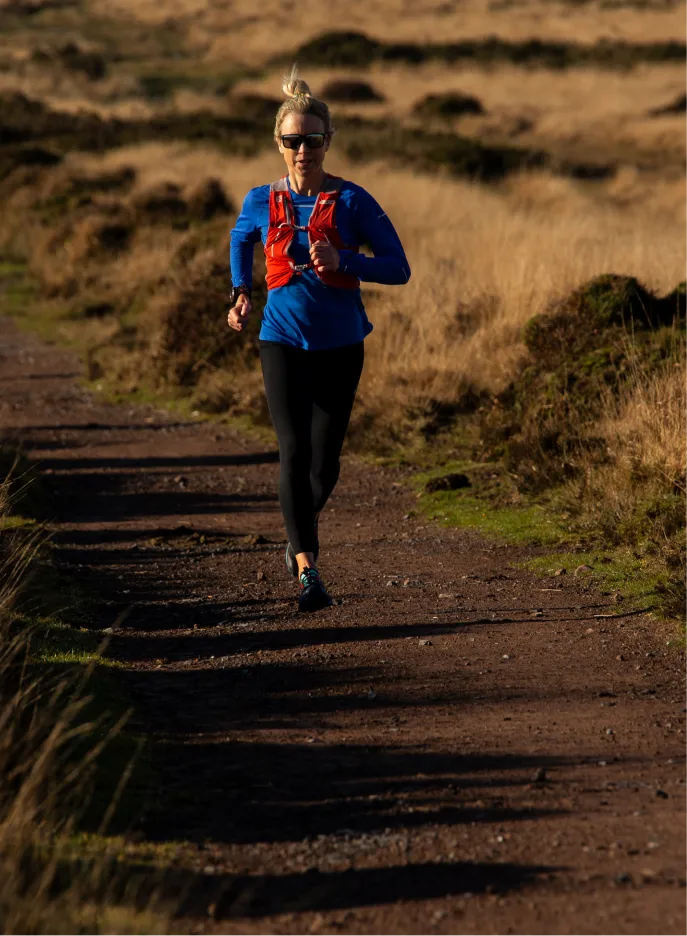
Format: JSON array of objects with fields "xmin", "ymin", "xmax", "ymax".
[{"xmin": 296, "ymin": 552, "xmax": 316, "ymax": 576}]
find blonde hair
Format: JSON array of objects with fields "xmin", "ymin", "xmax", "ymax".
[{"xmin": 274, "ymin": 65, "xmax": 335, "ymax": 140}]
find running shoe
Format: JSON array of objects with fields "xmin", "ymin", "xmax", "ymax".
[
  {"xmin": 285, "ymin": 514, "xmax": 320, "ymax": 577},
  {"xmin": 298, "ymin": 566, "xmax": 332, "ymax": 613}
]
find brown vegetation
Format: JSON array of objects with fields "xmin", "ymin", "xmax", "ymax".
[
  {"xmin": 413, "ymin": 91, "xmax": 486, "ymax": 119},
  {"xmin": 0, "ymin": 0, "xmax": 683, "ymax": 591},
  {"xmin": 321, "ymin": 78, "xmax": 385, "ymax": 103},
  {"xmin": 0, "ymin": 458, "xmax": 168, "ymax": 933},
  {"xmin": 0, "ymin": 3, "xmax": 683, "ymax": 932}
]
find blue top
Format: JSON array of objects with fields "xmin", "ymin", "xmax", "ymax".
[{"xmin": 230, "ymin": 178, "xmax": 411, "ymax": 350}]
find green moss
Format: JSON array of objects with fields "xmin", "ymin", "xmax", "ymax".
[
  {"xmin": 419, "ymin": 489, "xmax": 571, "ymax": 545},
  {"xmin": 522, "ymin": 549, "xmax": 680, "ymax": 617}
]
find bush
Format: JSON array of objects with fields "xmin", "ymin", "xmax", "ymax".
[
  {"xmin": 413, "ymin": 92, "xmax": 485, "ymax": 119},
  {"xmin": 321, "ymin": 79, "xmax": 385, "ymax": 103},
  {"xmin": 291, "ymin": 31, "xmax": 383, "ymax": 67},
  {"xmin": 228, "ymin": 93, "xmax": 281, "ymax": 121},
  {"xmin": 648, "ymin": 93, "xmax": 687, "ymax": 117},
  {"xmin": 186, "ymin": 177, "xmax": 234, "ymax": 220},
  {"xmin": 481, "ymin": 275, "xmax": 686, "ymax": 489}
]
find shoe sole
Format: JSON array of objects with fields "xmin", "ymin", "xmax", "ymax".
[{"xmin": 298, "ymin": 591, "xmax": 333, "ymax": 613}]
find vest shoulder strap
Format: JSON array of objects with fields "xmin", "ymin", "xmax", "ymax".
[
  {"xmin": 269, "ymin": 175, "xmax": 346, "ymax": 194},
  {"xmin": 322, "ymin": 175, "xmax": 344, "ymax": 194}
]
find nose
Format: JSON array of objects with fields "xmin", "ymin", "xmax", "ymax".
[{"xmin": 296, "ymin": 141, "xmax": 308, "ymax": 154}]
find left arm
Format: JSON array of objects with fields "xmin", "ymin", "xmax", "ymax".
[{"xmin": 340, "ymin": 189, "xmax": 411, "ymax": 285}]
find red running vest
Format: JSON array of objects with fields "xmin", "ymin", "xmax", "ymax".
[{"xmin": 264, "ymin": 175, "xmax": 360, "ymax": 290}]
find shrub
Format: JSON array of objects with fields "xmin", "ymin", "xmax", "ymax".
[
  {"xmin": 321, "ymin": 79, "xmax": 385, "ymax": 103},
  {"xmin": 186, "ymin": 178, "xmax": 234, "ymax": 220},
  {"xmin": 481, "ymin": 275, "xmax": 686, "ymax": 489},
  {"xmin": 413, "ymin": 92, "xmax": 485, "ymax": 119},
  {"xmin": 292, "ymin": 31, "xmax": 383, "ymax": 67}
]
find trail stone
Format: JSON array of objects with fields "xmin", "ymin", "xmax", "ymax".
[{"xmin": 574, "ymin": 564, "xmax": 593, "ymax": 576}]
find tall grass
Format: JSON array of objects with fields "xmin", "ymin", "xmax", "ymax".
[
  {"xmin": 598, "ymin": 352, "xmax": 686, "ymax": 489},
  {"xmin": 0, "ymin": 463, "xmax": 166, "ymax": 934}
]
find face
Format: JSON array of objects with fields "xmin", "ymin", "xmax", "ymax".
[{"xmin": 277, "ymin": 112, "xmax": 330, "ymax": 179}]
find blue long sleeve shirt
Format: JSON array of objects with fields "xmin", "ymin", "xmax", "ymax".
[{"xmin": 230, "ymin": 178, "xmax": 410, "ymax": 350}]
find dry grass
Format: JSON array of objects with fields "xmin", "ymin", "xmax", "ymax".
[
  {"xmin": 599, "ymin": 352, "xmax": 686, "ymax": 487},
  {"xmin": 235, "ymin": 61, "xmax": 686, "ymax": 169},
  {"xmin": 88, "ymin": 0, "xmax": 686, "ymax": 56},
  {"xmin": 6, "ymin": 144, "xmax": 683, "ymax": 413},
  {"xmin": 0, "ymin": 466, "xmax": 169, "ymax": 934},
  {"xmin": 0, "ymin": 0, "xmax": 683, "ymax": 579}
]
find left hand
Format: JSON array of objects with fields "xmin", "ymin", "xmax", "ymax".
[{"xmin": 310, "ymin": 239, "xmax": 340, "ymax": 273}]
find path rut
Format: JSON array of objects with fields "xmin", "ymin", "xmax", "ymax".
[{"xmin": 0, "ymin": 316, "xmax": 684, "ymax": 935}]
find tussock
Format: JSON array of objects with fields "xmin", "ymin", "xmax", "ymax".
[{"xmin": 0, "ymin": 458, "xmax": 171, "ymax": 932}]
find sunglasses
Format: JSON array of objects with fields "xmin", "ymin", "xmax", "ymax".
[{"xmin": 280, "ymin": 133, "xmax": 327, "ymax": 150}]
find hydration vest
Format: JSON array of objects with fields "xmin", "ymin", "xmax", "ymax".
[{"xmin": 264, "ymin": 175, "xmax": 360, "ymax": 290}]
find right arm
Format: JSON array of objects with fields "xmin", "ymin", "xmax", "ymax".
[{"xmin": 228, "ymin": 189, "xmax": 263, "ymax": 333}]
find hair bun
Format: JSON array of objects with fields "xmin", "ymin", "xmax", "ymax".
[{"xmin": 282, "ymin": 67, "xmax": 312, "ymax": 100}]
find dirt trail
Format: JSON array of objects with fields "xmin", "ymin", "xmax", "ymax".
[{"xmin": 0, "ymin": 315, "xmax": 684, "ymax": 935}]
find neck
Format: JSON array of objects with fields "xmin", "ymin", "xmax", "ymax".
[{"xmin": 288, "ymin": 167, "xmax": 327, "ymax": 196}]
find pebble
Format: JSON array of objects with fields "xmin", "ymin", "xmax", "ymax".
[
  {"xmin": 502, "ymin": 654, "xmax": 510, "ymax": 660},
  {"xmin": 418, "ymin": 639, "xmax": 432, "ymax": 647},
  {"xmin": 574, "ymin": 564, "xmax": 593, "ymax": 576},
  {"xmin": 655, "ymin": 789, "xmax": 669, "ymax": 799},
  {"xmin": 554, "ymin": 568, "xmax": 567, "ymax": 576}
]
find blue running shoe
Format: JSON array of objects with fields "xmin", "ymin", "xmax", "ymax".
[{"xmin": 298, "ymin": 566, "xmax": 332, "ymax": 613}]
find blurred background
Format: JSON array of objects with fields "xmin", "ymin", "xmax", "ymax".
[{"xmin": 1, "ymin": 0, "xmax": 685, "ymax": 584}]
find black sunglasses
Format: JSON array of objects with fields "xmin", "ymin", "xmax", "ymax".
[{"xmin": 280, "ymin": 133, "xmax": 327, "ymax": 150}]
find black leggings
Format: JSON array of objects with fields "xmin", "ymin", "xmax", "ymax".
[{"xmin": 260, "ymin": 340, "xmax": 365, "ymax": 555}]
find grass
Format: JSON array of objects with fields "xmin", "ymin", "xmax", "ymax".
[
  {"xmin": 522, "ymin": 549, "xmax": 676, "ymax": 613},
  {"xmin": 365, "ymin": 433, "xmax": 684, "ymax": 620},
  {"xmin": 286, "ymin": 30, "xmax": 686, "ymax": 70},
  {"xmin": 405, "ymin": 460, "xmax": 682, "ymax": 616},
  {"xmin": 418, "ymin": 491, "xmax": 570, "ymax": 546},
  {"xmin": 0, "ymin": 5, "xmax": 683, "ymax": 631},
  {"xmin": 0, "ymin": 447, "xmax": 167, "ymax": 932}
]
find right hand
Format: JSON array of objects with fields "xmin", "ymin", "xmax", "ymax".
[{"xmin": 227, "ymin": 293, "xmax": 252, "ymax": 332}]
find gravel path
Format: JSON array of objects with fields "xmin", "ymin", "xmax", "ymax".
[{"xmin": 0, "ymin": 316, "xmax": 684, "ymax": 935}]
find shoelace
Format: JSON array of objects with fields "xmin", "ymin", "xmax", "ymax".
[{"xmin": 300, "ymin": 568, "xmax": 321, "ymax": 588}]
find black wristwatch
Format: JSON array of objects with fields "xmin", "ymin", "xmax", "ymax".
[{"xmin": 230, "ymin": 285, "xmax": 251, "ymax": 304}]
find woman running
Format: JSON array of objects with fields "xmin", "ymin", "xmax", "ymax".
[{"xmin": 227, "ymin": 67, "xmax": 410, "ymax": 613}]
